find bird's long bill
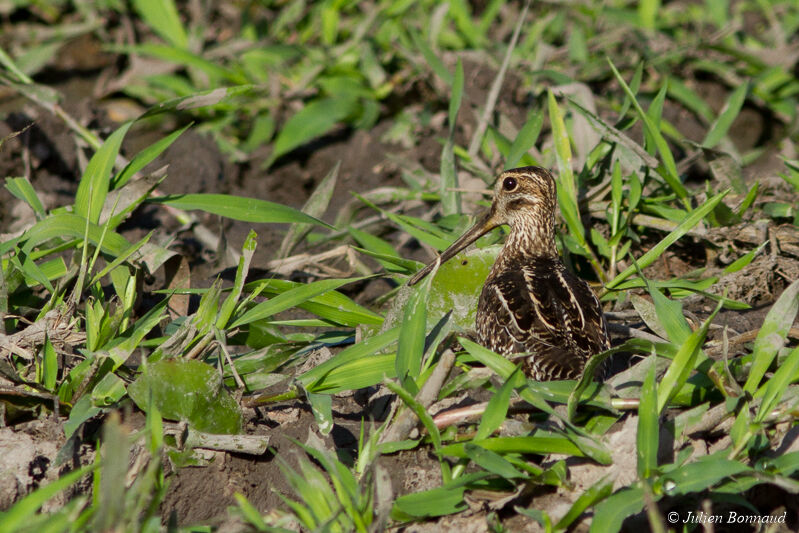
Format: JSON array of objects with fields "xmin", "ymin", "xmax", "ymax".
[{"xmin": 407, "ymin": 210, "xmax": 499, "ymax": 286}]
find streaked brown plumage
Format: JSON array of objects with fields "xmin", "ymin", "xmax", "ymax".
[{"xmin": 409, "ymin": 166, "xmax": 610, "ymax": 380}]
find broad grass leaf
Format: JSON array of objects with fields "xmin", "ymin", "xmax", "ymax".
[
  {"xmin": 607, "ymin": 190, "xmax": 728, "ymax": 289},
  {"xmin": 305, "ymin": 353, "xmax": 396, "ymax": 394},
  {"xmin": 384, "ymin": 379, "xmax": 442, "ymax": 451},
  {"xmin": 755, "ymin": 345, "xmax": 799, "ymax": 423},
  {"xmin": 140, "ymin": 85, "xmax": 255, "ymax": 118},
  {"xmin": 74, "ymin": 122, "xmax": 133, "ymax": 224},
  {"xmin": 19, "ymin": 213, "xmax": 131, "ymax": 257},
  {"xmin": 233, "ymin": 494, "xmax": 268, "ymax": 530},
  {"xmin": 231, "ymin": 277, "xmax": 365, "ymax": 328},
  {"xmin": 41, "ymin": 334, "xmax": 57, "ymax": 391},
  {"xmin": 125, "ymin": 43, "xmax": 245, "ymax": 84},
  {"xmin": 637, "ymin": 355, "xmax": 658, "ymax": 479},
  {"xmin": 111, "ymin": 123, "xmax": 190, "ymax": 189},
  {"xmin": 548, "ymin": 90, "xmax": 587, "ymax": 249},
  {"xmin": 392, "ymin": 485, "xmax": 467, "ymax": 519},
  {"xmin": 663, "ymin": 454, "xmax": 751, "ymax": 495},
  {"xmin": 307, "ymin": 391, "xmax": 333, "ymax": 436},
  {"xmin": 442, "ymin": 434, "xmax": 584, "ymax": 458},
  {"xmin": 131, "ymin": 0, "xmax": 188, "ymax": 49},
  {"xmin": 703, "ymin": 82, "xmax": 749, "ymax": 149},
  {"xmin": 244, "ymin": 278, "xmax": 383, "ymax": 327},
  {"xmin": 396, "ymin": 269, "xmax": 431, "ymax": 393},
  {"xmin": 608, "ymin": 59, "xmax": 687, "ymax": 203},
  {"xmin": 590, "ymin": 486, "xmax": 645, "ymax": 533},
  {"xmin": 217, "ymin": 230, "xmax": 257, "ymax": 329},
  {"xmin": 278, "ymin": 162, "xmax": 338, "ymax": 258},
  {"xmin": 148, "ymin": 193, "xmax": 331, "ymax": 227},
  {"xmin": 648, "ymin": 286, "xmax": 692, "ymax": 344},
  {"xmin": 637, "ymin": 0, "xmax": 659, "ymax": 29},
  {"xmin": 299, "ymin": 326, "xmax": 400, "ymax": 389},
  {"xmin": 0, "ymin": 464, "xmax": 93, "ymax": 532},
  {"xmin": 505, "ymin": 111, "xmax": 544, "ymax": 169},
  {"xmin": 656, "ymin": 300, "xmax": 720, "ymax": 413},
  {"xmin": 743, "ymin": 278, "xmax": 799, "ymax": 394},
  {"xmin": 474, "ymin": 366, "xmax": 518, "ymax": 441},
  {"xmin": 555, "ymin": 475, "xmax": 613, "ymax": 530},
  {"xmin": 463, "ymin": 443, "xmax": 527, "ymax": 479},
  {"xmin": 268, "ymin": 97, "xmax": 355, "ymax": 167},
  {"xmin": 5, "ymin": 177, "xmax": 45, "ymax": 219},
  {"xmin": 351, "ymin": 245, "xmax": 417, "ymax": 274},
  {"xmin": 128, "ymin": 359, "xmax": 242, "ymax": 434}
]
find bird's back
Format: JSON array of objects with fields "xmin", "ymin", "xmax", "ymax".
[{"xmin": 476, "ymin": 255, "xmax": 609, "ymax": 380}]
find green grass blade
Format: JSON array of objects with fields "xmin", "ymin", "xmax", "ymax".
[
  {"xmin": 607, "ymin": 190, "xmax": 728, "ymax": 289},
  {"xmin": 637, "ymin": 0, "xmax": 660, "ymax": 29},
  {"xmin": 384, "ymin": 379, "xmax": 442, "ymax": 451},
  {"xmin": 411, "ymin": 30, "xmax": 453, "ymax": 86},
  {"xmin": 589, "ymin": 487, "xmax": 644, "ymax": 533},
  {"xmin": 148, "ymin": 193, "xmax": 332, "ymax": 227},
  {"xmin": 20, "ymin": 213, "xmax": 131, "ymax": 257},
  {"xmin": 474, "ymin": 366, "xmax": 518, "ymax": 441},
  {"xmin": 140, "ymin": 85, "xmax": 255, "ymax": 118},
  {"xmin": 663, "ymin": 454, "xmax": 750, "ymax": 494},
  {"xmin": 231, "ymin": 277, "xmax": 365, "ymax": 328},
  {"xmin": 463, "ymin": 443, "xmax": 527, "ymax": 479},
  {"xmin": 703, "ymin": 82, "xmax": 749, "ymax": 149},
  {"xmin": 755, "ymin": 344, "xmax": 799, "ymax": 423},
  {"xmin": 278, "ymin": 162, "xmax": 338, "ymax": 258},
  {"xmin": 305, "ymin": 353, "xmax": 396, "ymax": 394},
  {"xmin": 88, "ymin": 233, "xmax": 152, "ymax": 288},
  {"xmin": 648, "ymin": 285, "xmax": 692, "ymax": 344},
  {"xmin": 554, "ymin": 475, "xmax": 613, "ymax": 530},
  {"xmin": 548, "ymin": 90, "xmax": 586, "ymax": 249},
  {"xmin": 233, "ymin": 493, "xmax": 268, "ymax": 530},
  {"xmin": 243, "ymin": 278, "xmax": 384, "ymax": 327},
  {"xmin": 5, "ymin": 177, "xmax": 45, "ymax": 220},
  {"xmin": 440, "ymin": 59, "xmax": 463, "ymax": 216},
  {"xmin": 505, "ymin": 111, "xmax": 544, "ymax": 169},
  {"xmin": 607, "ymin": 59, "xmax": 688, "ymax": 203},
  {"xmin": 743, "ymin": 278, "xmax": 799, "ymax": 394},
  {"xmin": 396, "ymin": 272, "xmax": 432, "ymax": 393},
  {"xmin": 111, "ymin": 123, "xmax": 190, "ymax": 189},
  {"xmin": 656, "ymin": 299, "xmax": 721, "ymax": 413},
  {"xmin": 299, "ymin": 326, "xmax": 400, "ymax": 388},
  {"xmin": 637, "ymin": 355, "xmax": 658, "ymax": 479},
  {"xmin": 0, "ymin": 465, "xmax": 93, "ymax": 531},
  {"xmin": 443, "ymin": 434, "xmax": 584, "ymax": 458},
  {"xmin": 41, "ymin": 334, "xmax": 58, "ymax": 391},
  {"xmin": 267, "ymin": 97, "xmax": 355, "ymax": 168},
  {"xmin": 74, "ymin": 122, "xmax": 133, "ymax": 224},
  {"xmin": 217, "ymin": 230, "xmax": 257, "ymax": 329},
  {"xmin": 131, "ymin": 0, "xmax": 188, "ymax": 49}
]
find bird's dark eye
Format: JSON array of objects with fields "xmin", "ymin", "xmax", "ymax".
[{"xmin": 503, "ymin": 177, "xmax": 517, "ymax": 191}]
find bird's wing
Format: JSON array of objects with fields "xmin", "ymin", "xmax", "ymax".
[{"xmin": 483, "ymin": 261, "xmax": 608, "ymax": 379}]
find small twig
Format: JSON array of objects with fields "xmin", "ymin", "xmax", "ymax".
[
  {"xmin": 184, "ymin": 331, "xmax": 214, "ymax": 360},
  {"xmin": 466, "ymin": 0, "xmax": 531, "ymax": 157},
  {"xmin": 380, "ymin": 349, "xmax": 456, "ymax": 444},
  {"xmin": 705, "ymin": 328, "xmax": 799, "ymax": 357}
]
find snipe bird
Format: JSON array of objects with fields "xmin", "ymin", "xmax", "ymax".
[{"xmin": 408, "ymin": 166, "xmax": 610, "ymax": 380}]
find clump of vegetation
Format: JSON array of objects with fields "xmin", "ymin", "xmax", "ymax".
[{"xmin": 1, "ymin": 0, "xmax": 799, "ymax": 531}]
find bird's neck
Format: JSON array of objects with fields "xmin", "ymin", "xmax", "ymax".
[{"xmin": 493, "ymin": 215, "xmax": 557, "ymax": 272}]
